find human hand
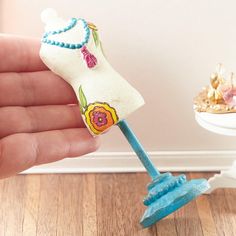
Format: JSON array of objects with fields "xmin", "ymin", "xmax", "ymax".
[{"xmin": 0, "ymin": 35, "xmax": 100, "ymax": 179}]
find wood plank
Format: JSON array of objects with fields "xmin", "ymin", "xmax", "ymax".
[
  {"xmin": 203, "ymin": 171, "xmax": 236, "ymax": 236},
  {"xmin": 156, "ymin": 212, "xmax": 178, "ymax": 236},
  {"xmin": 117, "ymin": 173, "xmax": 156, "ymax": 236},
  {"xmin": 0, "ymin": 176, "xmax": 25, "ymax": 236},
  {"xmin": 0, "ymin": 178, "xmax": 6, "ymax": 235},
  {"xmin": 174, "ymin": 173, "xmax": 204, "ymax": 236},
  {"xmin": 22, "ymin": 175, "xmax": 41, "ymax": 236},
  {"xmin": 190, "ymin": 172, "xmax": 217, "ymax": 236},
  {"xmin": 96, "ymin": 173, "xmax": 156, "ymax": 236},
  {"xmin": 36, "ymin": 175, "xmax": 59, "ymax": 236},
  {"xmin": 224, "ymin": 188, "xmax": 236, "ymax": 236},
  {"xmin": 208, "ymin": 188, "xmax": 235, "ymax": 236},
  {"xmin": 56, "ymin": 174, "xmax": 83, "ymax": 236},
  {"xmin": 82, "ymin": 174, "xmax": 97, "ymax": 236},
  {"xmin": 96, "ymin": 173, "xmax": 116, "ymax": 235}
]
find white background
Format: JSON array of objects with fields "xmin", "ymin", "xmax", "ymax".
[{"xmin": 1, "ymin": 0, "xmax": 236, "ymax": 152}]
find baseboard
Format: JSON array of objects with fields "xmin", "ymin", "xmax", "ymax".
[{"xmin": 22, "ymin": 150, "xmax": 236, "ymax": 174}]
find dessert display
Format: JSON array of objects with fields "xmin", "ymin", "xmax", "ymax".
[
  {"xmin": 194, "ymin": 64, "xmax": 236, "ymax": 135},
  {"xmin": 194, "ymin": 64, "xmax": 236, "ymax": 114}
]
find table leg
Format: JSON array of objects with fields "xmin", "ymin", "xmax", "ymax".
[{"xmin": 205, "ymin": 160, "xmax": 236, "ymax": 194}]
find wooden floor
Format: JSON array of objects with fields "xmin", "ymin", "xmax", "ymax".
[{"xmin": 0, "ymin": 172, "xmax": 235, "ymax": 236}]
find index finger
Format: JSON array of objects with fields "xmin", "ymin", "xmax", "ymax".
[{"xmin": 0, "ymin": 34, "xmax": 47, "ymax": 72}]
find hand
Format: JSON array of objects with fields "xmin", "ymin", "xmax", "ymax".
[{"xmin": 0, "ymin": 35, "xmax": 100, "ymax": 178}]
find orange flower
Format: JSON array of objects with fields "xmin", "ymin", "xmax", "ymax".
[{"xmin": 84, "ymin": 102, "xmax": 119, "ymax": 135}]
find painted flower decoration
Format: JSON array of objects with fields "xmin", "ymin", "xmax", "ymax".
[
  {"xmin": 79, "ymin": 86, "xmax": 119, "ymax": 135},
  {"xmin": 84, "ymin": 102, "xmax": 119, "ymax": 134}
]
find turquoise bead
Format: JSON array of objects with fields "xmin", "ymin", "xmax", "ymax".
[{"xmin": 42, "ymin": 17, "xmax": 91, "ymax": 50}]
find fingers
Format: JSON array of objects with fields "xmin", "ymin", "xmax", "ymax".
[
  {"xmin": 0, "ymin": 71, "xmax": 78, "ymax": 106},
  {"xmin": 0, "ymin": 128, "xmax": 100, "ymax": 178},
  {"xmin": 0, "ymin": 105, "xmax": 86, "ymax": 138},
  {"xmin": 0, "ymin": 35, "xmax": 47, "ymax": 72}
]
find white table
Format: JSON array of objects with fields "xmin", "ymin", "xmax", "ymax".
[{"xmin": 195, "ymin": 112, "xmax": 236, "ymax": 193}]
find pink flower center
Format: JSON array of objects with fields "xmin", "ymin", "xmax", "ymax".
[{"xmin": 92, "ymin": 111, "xmax": 107, "ymax": 127}]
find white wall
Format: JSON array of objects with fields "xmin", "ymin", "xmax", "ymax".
[{"xmin": 1, "ymin": 0, "xmax": 236, "ymax": 152}]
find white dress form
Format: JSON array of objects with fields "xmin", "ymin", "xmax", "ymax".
[{"xmin": 40, "ymin": 9, "xmax": 144, "ymax": 136}]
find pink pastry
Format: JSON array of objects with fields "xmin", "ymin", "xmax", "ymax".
[{"xmin": 222, "ymin": 88, "xmax": 236, "ymax": 107}]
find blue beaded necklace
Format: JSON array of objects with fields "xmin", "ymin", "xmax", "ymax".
[
  {"xmin": 42, "ymin": 17, "xmax": 98, "ymax": 68},
  {"xmin": 42, "ymin": 18, "xmax": 90, "ymax": 49}
]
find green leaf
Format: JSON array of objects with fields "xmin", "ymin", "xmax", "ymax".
[
  {"xmin": 78, "ymin": 86, "xmax": 87, "ymax": 109},
  {"xmin": 92, "ymin": 30, "xmax": 100, "ymax": 47},
  {"xmin": 80, "ymin": 105, "xmax": 84, "ymax": 115}
]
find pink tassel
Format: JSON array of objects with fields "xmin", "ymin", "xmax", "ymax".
[{"xmin": 81, "ymin": 46, "xmax": 97, "ymax": 69}]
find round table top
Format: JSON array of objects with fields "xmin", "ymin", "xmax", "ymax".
[{"xmin": 195, "ymin": 111, "xmax": 236, "ymax": 136}]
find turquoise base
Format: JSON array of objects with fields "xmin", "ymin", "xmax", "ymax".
[
  {"xmin": 140, "ymin": 173, "xmax": 210, "ymax": 228},
  {"xmin": 116, "ymin": 121, "xmax": 210, "ymax": 228}
]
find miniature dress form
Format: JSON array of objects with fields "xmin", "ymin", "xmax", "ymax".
[
  {"xmin": 40, "ymin": 9, "xmax": 209, "ymax": 228},
  {"xmin": 40, "ymin": 9, "xmax": 144, "ymax": 135}
]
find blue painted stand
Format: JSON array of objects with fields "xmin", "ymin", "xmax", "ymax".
[{"xmin": 117, "ymin": 120, "xmax": 210, "ymax": 228}]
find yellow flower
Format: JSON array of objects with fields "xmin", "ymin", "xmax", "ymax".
[{"xmin": 84, "ymin": 102, "xmax": 119, "ymax": 135}]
